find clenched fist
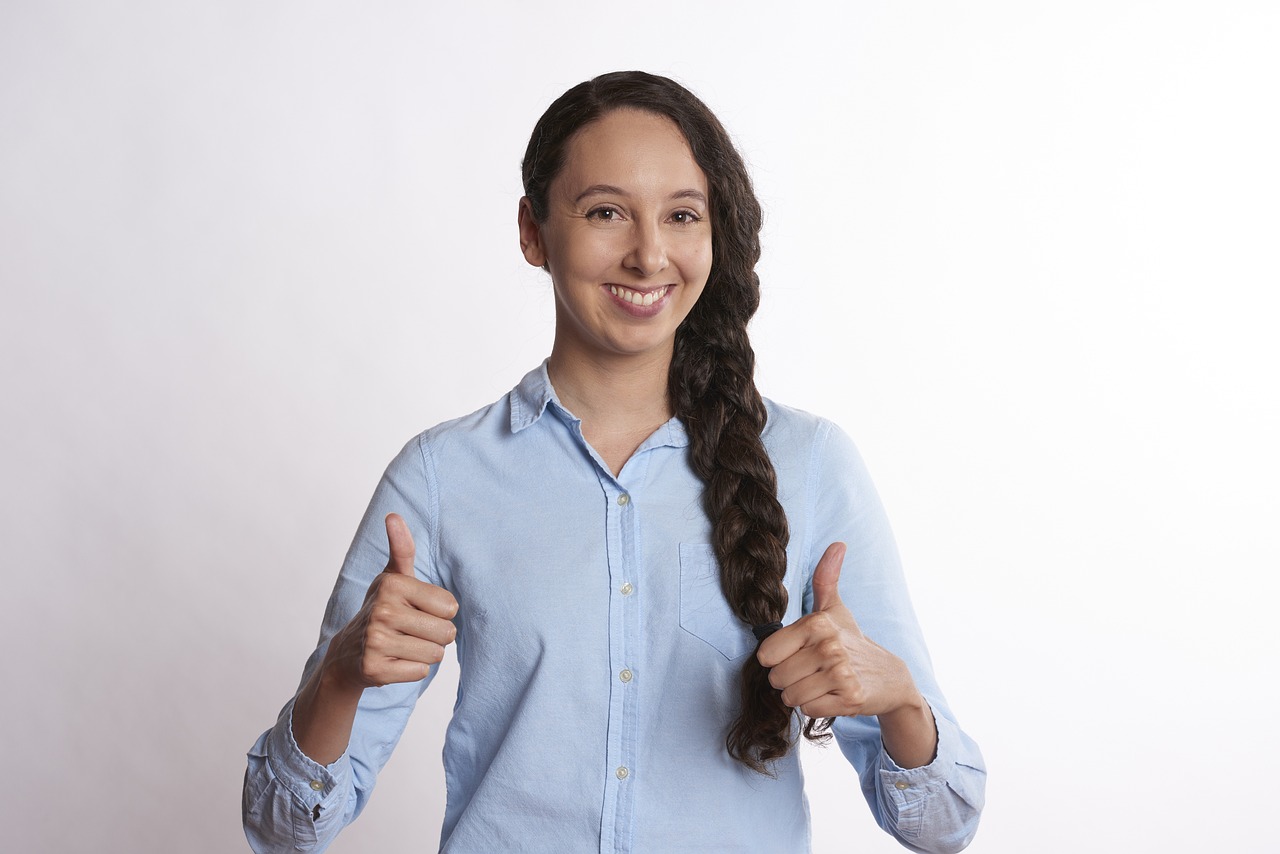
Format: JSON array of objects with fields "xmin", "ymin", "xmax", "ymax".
[
  {"xmin": 758, "ymin": 541, "xmax": 937, "ymax": 768},
  {"xmin": 323, "ymin": 513, "xmax": 459, "ymax": 691}
]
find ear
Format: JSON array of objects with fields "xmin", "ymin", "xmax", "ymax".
[{"xmin": 517, "ymin": 197, "xmax": 548, "ymax": 268}]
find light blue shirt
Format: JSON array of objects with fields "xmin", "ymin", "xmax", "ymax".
[{"xmin": 243, "ymin": 363, "xmax": 986, "ymax": 853}]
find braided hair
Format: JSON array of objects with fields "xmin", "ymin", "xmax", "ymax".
[{"xmin": 521, "ymin": 71, "xmax": 831, "ymax": 773}]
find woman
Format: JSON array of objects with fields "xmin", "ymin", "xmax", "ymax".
[{"xmin": 244, "ymin": 71, "xmax": 986, "ymax": 853}]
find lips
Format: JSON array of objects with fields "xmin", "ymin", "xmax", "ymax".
[{"xmin": 608, "ymin": 285, "xmax": 670, "ymax": 307}]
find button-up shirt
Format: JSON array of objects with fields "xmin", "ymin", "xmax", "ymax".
[{"xmin": 243, "ymin": 362, "xmax": 986, "ymax": 853}]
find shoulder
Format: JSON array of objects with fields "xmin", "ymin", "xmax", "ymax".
[
  {"xmin": 395, "ymin": 361, "xmax": 560, "ymax": 478},
  {"xmin": 761, "ymin": 398, "xmax": 875, "ymax": 492},
  {"xmin": 408, "ymin": 394, "xmax": 516, "ymax": 472},
  {"xmin": 760, "ymin": 397, "xmax": 848, "ymax": 459}
]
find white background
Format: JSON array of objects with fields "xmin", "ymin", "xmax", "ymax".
[{"xmin": 3, "ymin": 2, "xmax": 1277, "ymax": 852}]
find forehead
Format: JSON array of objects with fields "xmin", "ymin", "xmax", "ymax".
[{"xmin": 554, "ymin": 109, "xmax": 708, "ymax": 198}]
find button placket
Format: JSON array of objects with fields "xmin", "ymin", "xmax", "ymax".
[{"xmin": 602, "ymin": 480, "xmax": 641, "ymax": 845}]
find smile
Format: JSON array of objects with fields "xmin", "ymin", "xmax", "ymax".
[{"xmin": 608, "ymin": 285, "xmax": 670, "ymax": 307}]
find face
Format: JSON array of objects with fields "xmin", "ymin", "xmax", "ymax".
[{"xmin": 519, "ymin": 109, "xmax": 713, "ymax": 366}]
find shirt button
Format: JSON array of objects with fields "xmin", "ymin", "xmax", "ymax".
[
  {"xmin": 309, "ymin": 779, "xmax": 324, "ymax": 791},
  {"xmin": 894, "ymin": 781, "xmax": 910, "ymax": 791},
  {"xmin": 616, "ymin": 766, "xmax": 629, "ymax": 780},
  {"xmin": 619, "ymin": 668, "xmax": 633, "ymax": 683},
  {"xmin": 617, "ymin": 493, "xmax": 630, "ymax": 506},
  {"xmin": 620, "ymin": 582, "xmax": 634, "ymax": 596}
]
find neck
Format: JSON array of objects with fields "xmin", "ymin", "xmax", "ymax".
[{"xmin": 546, "ymin": 346, "xmax": 673, "ymax": 434}]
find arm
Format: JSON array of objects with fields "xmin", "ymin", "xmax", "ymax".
[
  {"xmin": 243, "ymin": 436, "xmax": 455, "ymax": 854},
  {"xmin": 763, "ymin": 421, "xmax": 986, "ymax": 853},
  {"xmin": 292, "ymin": 514, "xmax": 457, "ymax": 766},
  {"xmin": 760, "ymin": 540, "xmax": 940, "ymax": 768}
]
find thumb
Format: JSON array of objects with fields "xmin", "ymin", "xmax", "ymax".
[
  {"xmin": 383, "ymin": 513, "xmax": 417, "ymax": 576},
  {"xmin": 811, "ymin": 542, "xmax": 848, "ymax": 612}
]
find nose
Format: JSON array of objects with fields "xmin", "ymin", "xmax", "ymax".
[{"xmin": 623, "ymin": 220, "xmax": 668, "ymax": 278}]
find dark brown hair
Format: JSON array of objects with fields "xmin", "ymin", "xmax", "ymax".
[{"xmin": 522, "ymin": 71, "xmax": 831, "ymax": 772}]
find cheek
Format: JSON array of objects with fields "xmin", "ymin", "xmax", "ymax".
[
  {"xmin": 686, "ymin": 240, "xmax": 713, "ymax": 282},
  {"xmin": 550, "ymin": 231, "xmax": 617, "ymax": 278}
]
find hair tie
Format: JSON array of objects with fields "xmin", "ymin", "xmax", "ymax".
[{"xmin": 751, "ymin": 621, "xmax": 784, "ymax": 642}]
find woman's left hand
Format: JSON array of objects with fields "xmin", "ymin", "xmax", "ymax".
[
  {"xmin": 758, "ymin": 542, "xmax": 938, "ymax": 767},
  {"xmin": 757, "ymin": 542, "xmax": 924, "ymax": 720}
]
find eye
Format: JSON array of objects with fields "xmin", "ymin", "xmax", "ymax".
[
  {"xmin": 671, "ymin": 209, "xmax": 702, "ymax": 224},
  {"xmin": 586, "ymin": 206, "xmax": 623, "ymax": 222}
]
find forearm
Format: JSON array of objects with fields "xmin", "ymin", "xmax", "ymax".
[
  {"xmin": 292, "ymin": 657, "xmax": 366, "ymax": 766},
  {"xmin": 878, "ymin": 691, "xmax": 938, "ymax": 769}
]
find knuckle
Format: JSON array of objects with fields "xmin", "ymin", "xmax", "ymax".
[
  {"xmin": 810, "ymin": 612, "xmax": 835, "ymax": 632},
  {"xmin": 367, "ymin": 625, "xmax": 393, "ymax": 650}
]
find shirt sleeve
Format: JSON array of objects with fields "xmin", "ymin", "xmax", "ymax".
[
  {"xmin": 242, "ymin": 433, "xmax": 445, "ymax": 854},
  {"xmin": 803, "ymin": 420, "xmax": 986, "ymax": 854}
]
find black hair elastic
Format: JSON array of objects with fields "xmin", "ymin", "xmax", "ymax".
[{"xmin": 751, "ymin": 621, "xmax": 784, "ymax": 643}]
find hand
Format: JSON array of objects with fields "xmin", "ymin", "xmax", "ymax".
[
  {"xmin": 757, "ymin": 542, "xmax": 921, "ymax": 720},
  {"xmin": 322, "ymin": 513, "xmax": 459, "ymax": 691}
]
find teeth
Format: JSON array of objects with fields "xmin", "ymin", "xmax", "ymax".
[{"xmin": 609, "ymin": 285, "xmax": 668, "ymax": 306}]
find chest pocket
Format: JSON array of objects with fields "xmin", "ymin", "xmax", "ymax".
[{"xmin": 678, "ymin": 543, "xmax": 755, "ymax": 660}]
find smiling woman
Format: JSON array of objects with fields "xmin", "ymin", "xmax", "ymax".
[
  {"xmin": 243, "ymin": 71, "xmax": 986, "ymax": 854},
  {"xmin": 519, "ymin": 109, "xmax": 712, "ymax": 372},
  {"xmin": 519, "ymin": 108, "xmax": 714, "ymax": 474}
]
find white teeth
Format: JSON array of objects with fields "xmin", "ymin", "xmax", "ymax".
[{"xmin": 610, "ymin": 285, "xmax": 668, "ymax": 306}]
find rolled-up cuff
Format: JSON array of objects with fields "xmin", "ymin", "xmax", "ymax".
[
  {"xmin": 265, "ymin": 698, "xmax": 353, "ymax": 812},
  {"xmin": 877, "ymin": 702, "xmax": 957, "ymax": 803}
]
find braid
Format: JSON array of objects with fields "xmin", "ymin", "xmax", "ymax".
[
  {"xmin": 522, "ymin": 71, "xmax": 833, "ymax": 773},
  {"xmin": 670, "ymin": 277, "xmax": 795, "ymax": 771}
]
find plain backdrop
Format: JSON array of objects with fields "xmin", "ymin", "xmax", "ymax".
[{"xmin": 3, "ymin": 2, "xmax": 1277, "ymax": 852}]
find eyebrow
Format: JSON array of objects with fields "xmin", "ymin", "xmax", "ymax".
[{"xmin": 573, "ymin": 184, "xmax": 708, "ymax": 206}]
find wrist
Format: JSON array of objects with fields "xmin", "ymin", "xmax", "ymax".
[
  {"xmin": 878, "ymin": 694, "xmax": 937, "ymax": 769},
  {"xmin": 316, "ymin": 652, "xmax": 367, "ymax": 701},
  {"xmin": 292, "ymin": 657, "xmax": 366, "ymax": 767},
  {"xmin": 883, "ymin": 689, "xmax": 928, "ymax": 721}
]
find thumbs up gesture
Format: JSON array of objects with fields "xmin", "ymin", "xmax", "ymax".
[
  {"xmin": 323, "ymin": 513, "xmax": 459, "ymax": 691},
  {"xmin": 757, "ymin": 542, "xmax": 922, "ymax": 722}
]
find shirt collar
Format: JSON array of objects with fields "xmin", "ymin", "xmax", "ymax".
[
  {"xmin": 507, "ymin": 360, "xmax": 689, "ymax": 449},
  {"xmin": 508, "ymin": 360, "xmax": 558, "ymax": 433}
]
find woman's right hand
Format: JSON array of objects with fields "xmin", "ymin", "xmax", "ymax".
[
  {"xmin": 323, "ymin": 513, "xmax": 459, "ymax": 691},
  {"xmin": 292, "ymin": 513, "xmax": 457, "ymax": 765}
]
